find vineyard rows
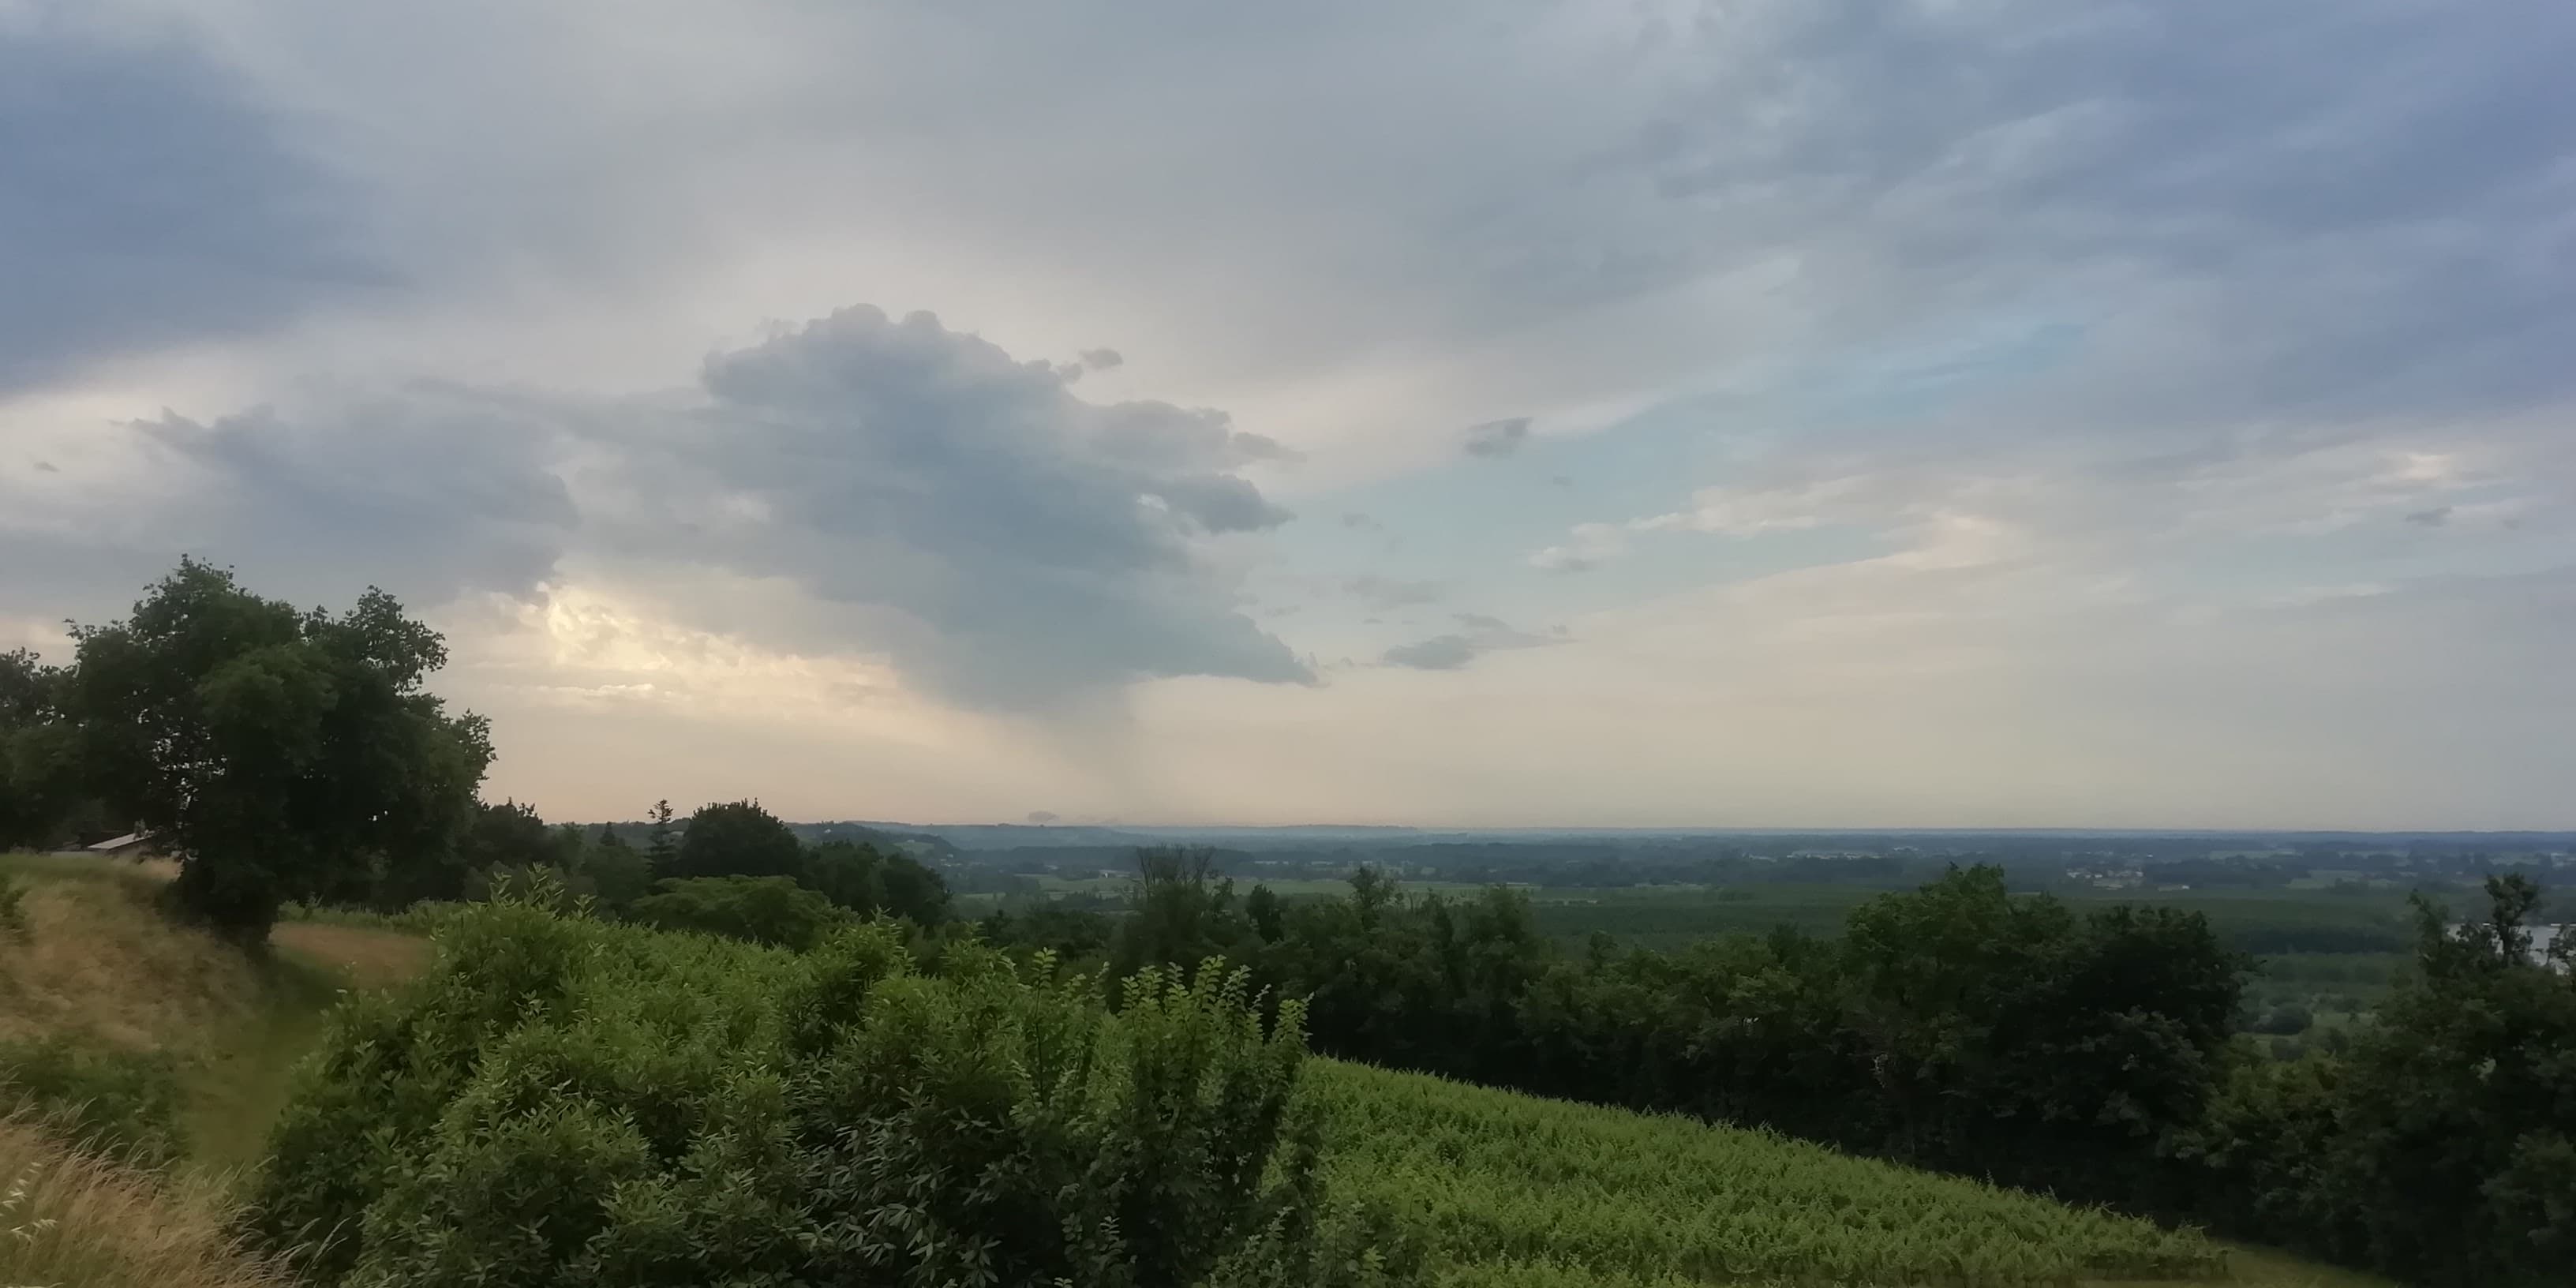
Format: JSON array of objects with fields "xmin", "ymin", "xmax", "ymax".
[{"xmin": 1309, "ymin": 1060, "xmax": 2226, "ymax": 1286}]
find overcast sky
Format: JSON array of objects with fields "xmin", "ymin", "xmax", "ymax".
[{"xmin": 5, "ymin": 0, "xmax": 2571, "ymax": 828}]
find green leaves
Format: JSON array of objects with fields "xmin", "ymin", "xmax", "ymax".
[
  {"xmin": 251, "ymin": 903, "xmax": 1384, "ymax": 1287},
  {"xmin": 1309, "ymin": 1059, "xmax": 2222, "ymax": 1286},
  {"xmin": 56, "ymin": 560, "xmax": 491, "ymax": 938}
]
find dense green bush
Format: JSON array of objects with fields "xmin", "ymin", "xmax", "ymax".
[
  {"xmin": 625, "ymin": 874, "xmax": 845, "ymax": 949},
  {"xmin": 0, "ymin": 1036, "xmax": 185, "ymax": 1167},
  {"xmin": 668, "ymin": 799, "xmax": 803, "ymax": 880},
  {"xmin": 249, "ymin": 897, "xmax": 1413, "ymax": 1287},
  {"xmin": 0, "ymin": 871, "xmax": 24, "ymax": 934}
]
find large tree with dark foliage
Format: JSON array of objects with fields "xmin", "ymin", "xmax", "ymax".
[
  {"xmin": 667, "ymin": 799, "xmax": 804, "ymax": 879},
  {"xmin": 2188, "ymin": 874, "xmax": 2576, "ymax": 1287},
  {"xmin": 800, "ymin": 838, "xmax": 950, "ymax": 924},
  {"xmin": 58, "ymin": 560, "xmax": 491, "ymax": 938},
  {"xmin": 0, "ymin": 646, "xmax": 94, "ymax": 848}
]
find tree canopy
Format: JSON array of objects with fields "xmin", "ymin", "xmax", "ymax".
[
  {"xmin": 57, "ymin": 560, "xmax": 491, "ymax": 938},
  {"xmin": 667, "ymin": 799, "xmax": 803, "ymax": 880}
]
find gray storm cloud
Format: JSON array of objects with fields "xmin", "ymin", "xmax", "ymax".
[
  {"xmin": 0, "ymin": 17, "xmax": 379, "ymax": 395},
  {"xmin": 612, "ymin": 306, "xmax": 1312, "ymax": 706},
  {"xmin": 2, "ymin": 306, "xmax": 1311, "ymax": 712}
]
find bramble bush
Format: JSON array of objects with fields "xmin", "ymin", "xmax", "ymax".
[{"xmin": 249, "ymin": 888, "xmax": 1417, "ymax": 1288}]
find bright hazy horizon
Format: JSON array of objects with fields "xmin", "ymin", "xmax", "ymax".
[{"xmin": 5, "ymin": 2, "xmax": 2570, "ymax": 829}]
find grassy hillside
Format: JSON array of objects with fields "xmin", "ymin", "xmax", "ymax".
[
  {"xmin": 0, "ymin": 852, "xmax": 429, "ymax": 1166},
  {"xmin": 1314, "ymin": 1060, "xmax": 2225, "ymax": 1287},
  {"xmin": 1, "ymin": 852, "xmax": 430, "ymax": 1288},
  {"xmin": 1312, "ymin": 1060, "xmax": 2394, "ymax": 1287}
]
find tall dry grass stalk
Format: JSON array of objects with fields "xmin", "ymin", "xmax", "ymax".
[
  {"xmin": 0, "ymin": 876, "xmax": 262, "ymax": 1052},
  {"xmin": 0, "ymin": 1114, "xmax": 290, "ymax": 1288}
]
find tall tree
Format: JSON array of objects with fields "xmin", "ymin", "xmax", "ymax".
[
  {"xmin": 668, "ymin": 799, "xmax": 802, "ymax": 880},
  {"xmin": 60, "ymin": 560, "xmax": 491, "ymax": 938},
  {"xmin": 644, "ymin": 799, "xmax": 678, "ymax": 871},
  {"xmin": 799, "ymin": 837, "xmax": 951, "ymax": 923},
  {"xmin": 0, "ymin": 647, "xmax": 87, "ymax": 848}
]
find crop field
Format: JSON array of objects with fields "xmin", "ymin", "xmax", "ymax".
[{"xmin": 1308, "ymin": 1059, "xmax": 2229, "ymax": 1286}]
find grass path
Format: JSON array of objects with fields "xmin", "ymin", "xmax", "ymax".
[{"xmin": 2, "ymin": 852, "xmax": 434, "ymax": 1167}]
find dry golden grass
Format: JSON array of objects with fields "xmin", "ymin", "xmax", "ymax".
[
  {"xmin": 0, "ymin": 855, "xmax": 436, "ymax": 1166},
  {"xmin": 0, "ymin": 1114, "xmax": 294, "ymax": 1288},
  {"xmin": 0, "ymin": 878, "xmax": 264, "ymax": 1054},
  {"xmin": 268, "ymin": 921, "xmax": 431, "ymax": 990}
]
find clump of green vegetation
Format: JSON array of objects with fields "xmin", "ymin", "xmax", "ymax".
[
  {"xmin": 275, "ymin": 898, "xmax": 466, "ymax": 934},
  {"xmin": 250, "ymin": 895, "xmax": 1413, "ymax": 1287},
  {"xmin": 0, "ymin": 870, "xmax": 24, "ymax": 934},
  {"xmin": 0, "ymin": 1037, "xmax": 185, "ymax": 1168},
  {"xmin": 624, "ymin": 873, "xmax": 844, "ymax": 948}
]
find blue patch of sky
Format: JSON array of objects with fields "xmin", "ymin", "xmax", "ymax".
[
  {"xmin": 1269, "ymin": 308, "xmax": 2093, "ymax": 646},
  {"xmin": 2153, "ymin": 501, "xmax": 2567, "ymax": 604}
]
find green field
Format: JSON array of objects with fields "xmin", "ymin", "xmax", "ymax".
[{"xmin": 1314, "ymin": 1060, "xmax": 2229, "ymax": 1286}]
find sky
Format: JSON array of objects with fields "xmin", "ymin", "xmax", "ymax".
[{"xmin": 3, "ymin": 0, "xmax": 2571, "ymax": 829}]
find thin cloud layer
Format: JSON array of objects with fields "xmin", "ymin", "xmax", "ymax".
[
  {"xmin": 1380, "ymin": 614, "xmax": 1557, "ymax": 671},
  {"xmin": 1462, "ymin": 417, "xmax": 1533, "ymax": 459}
]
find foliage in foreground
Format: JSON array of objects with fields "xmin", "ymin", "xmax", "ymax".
[
  {"xmin": 1309, "ymin": 1059, "xmax": 2223, "ymax": 1287},
  {"xmin": 0, "ymin": 1037, "xmax": 186, "ymax": 1169},
  {"xmin": 249, "ymin": 895, "xmax": 1413, "ymax": 1288},
  {"xmin": 1, "ymin": 1112, "xmax": 292, "ymax": 1288}
]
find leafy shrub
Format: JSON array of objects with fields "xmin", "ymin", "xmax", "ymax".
[
  {"xmin": 276, "ymin": 899, "xmax": 466, "ymax": 934},
  {"xmin": 0, "ymin": 1038, "xmax": 185, "ymax": 1168},
  {"xmin": 0, "ymin": 871, "xmax": 24, "ymax": 934},
  {"xmin": 249, "ymin": 898, "xmax": 1413, "ymax": 1287},
  {"xmin": 625, "ymin": 874, "xmax": 843, "ymax": 949}
]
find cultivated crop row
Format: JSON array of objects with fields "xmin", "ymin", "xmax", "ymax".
[{"xmin": 1309, "ymin": 1060, "xmax": 2226, "ymax": 1286}]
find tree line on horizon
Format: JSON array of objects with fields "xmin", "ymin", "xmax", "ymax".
[{"xmin": 0, "ymin": 559, "xmax": 946, "ymax": 941}]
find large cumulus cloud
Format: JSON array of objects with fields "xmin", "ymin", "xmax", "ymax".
[
  {"xmin": 599, "ymin": 306, "xmax": 1311, "ymax": 706},
  {"xmin": 2, "ymin": 305, "xmax": 1310, "ymax": 711}
]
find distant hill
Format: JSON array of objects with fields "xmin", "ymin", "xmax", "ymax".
[
  {"xmin": 838, "ymin": 822, "xmax": 1425, "ymax": 851},
  {"xmin": 786, "ymin": 821, "xmax": 960, "ymax": 861}
]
